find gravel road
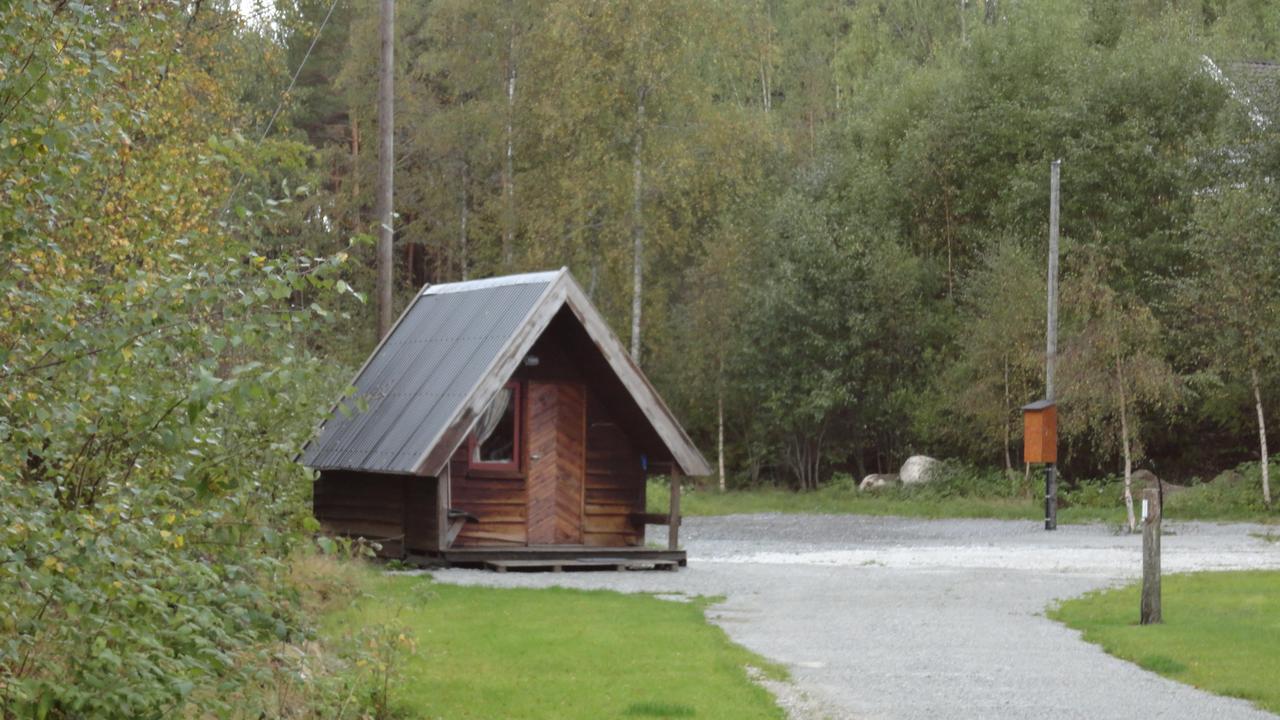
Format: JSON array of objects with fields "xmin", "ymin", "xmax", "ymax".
[{"xmin": 429, "ymin": 515, "xmax": 1280, "ymax": 719}]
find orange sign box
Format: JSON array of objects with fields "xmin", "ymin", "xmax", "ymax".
[{"xmin": 1022, "ymin": 400, "xmax": 1057, "ymax": 464}]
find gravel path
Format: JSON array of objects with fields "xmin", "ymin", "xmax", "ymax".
[{"xmin": 429, "ymin": 515, "xmax": 1280, "ymax": 719}]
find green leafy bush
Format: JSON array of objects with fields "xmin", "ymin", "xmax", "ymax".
[
  {"xmin": 0, "ymin": 251, "xmax": 353, "ymax": 716},
  {"xmin": 1164, "ymin": 463, "xmax": 1280, "ymax": 519},
  {"xmin": 899, "ymin": 461, "xmax": 1032, "ymax": 500},
  {"xmin": 1059, "ymin": 475, "xmax": 1128, "ymax": 509},
  {"xmin": 0, "ymin": 4, "xmax": 368, "ymax": 716}
]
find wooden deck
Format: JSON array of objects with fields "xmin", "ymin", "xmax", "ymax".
[
  {"xmin": 485, "ymin": 558, "xmax": 679, "ymax": 573},
  {"xmin": 406, "ymin": 545, "xmax": 687, "ymax": 570}
]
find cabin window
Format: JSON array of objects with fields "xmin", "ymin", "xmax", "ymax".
[{"xmin": 470, "ymin": 382, "xmax": 520, "ymax": 470}]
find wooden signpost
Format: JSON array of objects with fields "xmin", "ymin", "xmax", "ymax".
[{"xmin": 1141, "ymin": 486, "xmax": 1162, "ymax": 624}]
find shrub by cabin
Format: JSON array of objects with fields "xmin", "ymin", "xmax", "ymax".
[{"xmin": 300, "ymin": 270, "xmax": 710, "ymax": 565}]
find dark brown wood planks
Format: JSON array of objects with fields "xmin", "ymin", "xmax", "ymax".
[
  {"xmin": 526, "ymin": 381, "xmax": 586, "ymax": 544},
  {"xmin": 445, "ymin": 312, "xmax": 653, "ymax": 548},
  {"xmin": 313, "ymin": 470, "xmax": 439, "ymax": 557},
  {"xmin": 448, "ymin": 449, "xmax": 528, "ymax": 546},
  {"xmin": 584, "ymin": 393, "xmax": 645, "ymax": 546}
]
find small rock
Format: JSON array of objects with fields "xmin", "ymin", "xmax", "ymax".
[
  {"xmin": 859, "ymin": 473, "xmax": 899, "ymax": 492},
  {"xmin": 900, "ymin": 455, "xmax": 942, "ymax": 486}
]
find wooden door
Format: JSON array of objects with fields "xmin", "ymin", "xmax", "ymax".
[{"xmin": 526, "ymin": 381, "xmax": 586, "ymax": 544}]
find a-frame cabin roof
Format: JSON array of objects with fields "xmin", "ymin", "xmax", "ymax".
[{"xmin": 301, "ymin": 268, "xmax": 711, "ymax": 477}]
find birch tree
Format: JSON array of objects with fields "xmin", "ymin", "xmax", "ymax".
[
  {"xmin": 943, "ymin": 239, "xmax": 1045, "ymax": 473},
  {"xmin": 1182, "ymin": 185, "xmax": 1280, "ymax": 508},
  {"xmin": 528, "ymin": 0, "xmax": 750, "ymax": 366},
  {"xmin": 1060, "ymin": 251, "xmax": 1179, "ymax": 530}
]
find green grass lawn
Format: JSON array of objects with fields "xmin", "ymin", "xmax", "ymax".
[
  {"xmin": 1050, "ymin": 571, "xmax": 1280, "ymax": 714},
  {"xmin": 321, "ymin": 575, "xmax": 785, "ymax": 719}
]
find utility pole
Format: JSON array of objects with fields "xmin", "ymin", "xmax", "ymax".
[
  {"xmin": 1044, "ymin": 159, "xmax": 1061, "ymax": 530},
  {"xmin": 376, "ymin": 0, "xmax": 395, "ymax": 339}
]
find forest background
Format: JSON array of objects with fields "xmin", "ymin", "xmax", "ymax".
[
  {"xmin": 4, "ymin": 0, "xmax": 1280, "ymax": 716},
  {"xmin": 287, "ymin": 0, "xmax": 1280, "ymax": 491}
]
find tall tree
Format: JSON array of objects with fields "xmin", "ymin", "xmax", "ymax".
[
  {"xmin": 941, "ymin": 239, "xmax": 1045, "ymax": 473},
  {"xmin": 1059, "ymin": 251, "xmax": 1179, "ymax": 530},
  {"xmin": 527, "ymin": 0, "xmax": 763, "ymax": 366},
  {"xmin": 1182, "ymin": 185, "xmax": 1280, "ymax": 508},
  {"xmin": 733, "ymin": 189, "xmax": 928, "ymax": 487}
]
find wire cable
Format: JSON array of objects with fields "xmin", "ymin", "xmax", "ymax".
[{"xmin": 219, "ymin": 0, "xmax": 342, "ymax": 220}]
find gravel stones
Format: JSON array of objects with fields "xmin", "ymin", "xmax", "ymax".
[{"xmin": 430, "ymin": 515, "xmax": 1280, "ymax": 720}]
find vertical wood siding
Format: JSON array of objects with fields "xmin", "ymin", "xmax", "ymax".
[{"xmin": 526, "ymin": 381, "xmax": 587, "ymax": 544}]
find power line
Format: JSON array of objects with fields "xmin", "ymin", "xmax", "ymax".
[{"xmin": 219, "ymin": 0, "xmax": 341, "ymax": 220}]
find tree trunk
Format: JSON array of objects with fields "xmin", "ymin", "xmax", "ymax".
[
  {"xmin": 984, "ymin": 0, "xmax": 998, "ymax": 25},
  {"xmin": 833, "ymin": 36, "xmax": 843, "ymax": 111},
  {"xmin": 587, "ymin": 205, "xmax": 600, "ymax": 300},
  {"xmin": 501, "ymin": 1, "xmax": 517, "ymax": 267},
  {"xmin": 458, "ymin": 160, "xmax": 469, "ymax": 281},
  {"xmin": 759, "ymin": 58, "xmax": 770, "ymax": 112},
  {"xmin": 759, "ymin": 4, "xmax": 772, "ymax": 112},
  {"xmin": 629, "ymin": 92, "xmax": 646, "ymax": 365},
  {"xmin": 375, "ymin": 0, "xmax": 395, "ymax": 340},
  {"xmin": 351, "ymin": 115, "xmax": 360, "ymax": 201},
  {"xmin": 807, "ymin": 109, "xmax": 815, "ymax": 155},
  {"xmin": 1003, "ymin": 353, "xmax": 1013, "ymax": 475},
  {"xmin": 1118, "ymin": 358, "xmax": 1136, "ymax": 532},
  {"xmin": 758, "ymin": 20, "xmax": 771, "ymax": 116},
  {"xmin": 1252, "ymin": 367, "xmax": 1272, "ymax": 509},
  {"xmin": 787, "ymin": 435, "xmax": 821, "ymax": 491},
  {"xmin": 717, "ymin": 382, "xmax": 726, "ymax": 493},
  {"xmin": 942, "ymin": 187, "xmax": 955, "ymax": 296}
]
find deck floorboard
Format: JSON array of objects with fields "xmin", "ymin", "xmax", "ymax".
[{"xmin": 406, "ymin": 545, "xmax": 687, "ymax": 570}]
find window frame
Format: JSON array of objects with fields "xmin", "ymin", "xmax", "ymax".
[{"xmin": 467, "ymin": 381, "xmax": 522, "ymax": 475}]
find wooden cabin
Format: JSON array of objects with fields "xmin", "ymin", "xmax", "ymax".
[{"xmin": 300, "ymin": 269, "xmax": 711, "ymax": 567}]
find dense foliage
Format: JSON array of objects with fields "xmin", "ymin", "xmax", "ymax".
[
  {"xmin": 0, "ymin": 2, "xmax": 367, "ymax": 716},
  {"xmin": 284, "ymin": 0, "xmax": 1280, "ymax": 490}
]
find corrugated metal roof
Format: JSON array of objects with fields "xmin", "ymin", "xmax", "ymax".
[
  {"xmin": 302, "ymin": 268, "xmax": 713, "ymax": 477},
  {"xmin": 301, "ymin": 273, "xmax": 556, "ymax": 474}
]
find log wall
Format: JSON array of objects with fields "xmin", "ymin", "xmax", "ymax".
[
  {"xmin": 313, "ymin": 470, "xmax": 439, "ymax": 557},
  {"xmin": 448, "ymin": 446, "xmax": 529, "ymax": 546}
]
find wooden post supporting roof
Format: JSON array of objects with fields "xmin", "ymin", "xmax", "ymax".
[{"xmin": 668, "ymin": 467, "xmax": 681, "ymax": 550}]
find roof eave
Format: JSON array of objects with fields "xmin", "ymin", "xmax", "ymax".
[
  {"xmin": 559, "ymin": 274, "xmax": 713, "ymax": 477},
  {"xmin": 409, "ymin": 269, "xmax": 571, "ymax": 478},
  {"xmin": 297, "ymin": 284, "xmax": 430, "ymax": 469}
]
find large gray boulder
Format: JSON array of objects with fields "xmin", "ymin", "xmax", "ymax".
[
  {"xmin": 899, "ymin": 455, "xmax": 942, "ymax": 486},
  {"xmin": 859, "ymin": 473, "xmax": 899, "ymax": 492}
]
